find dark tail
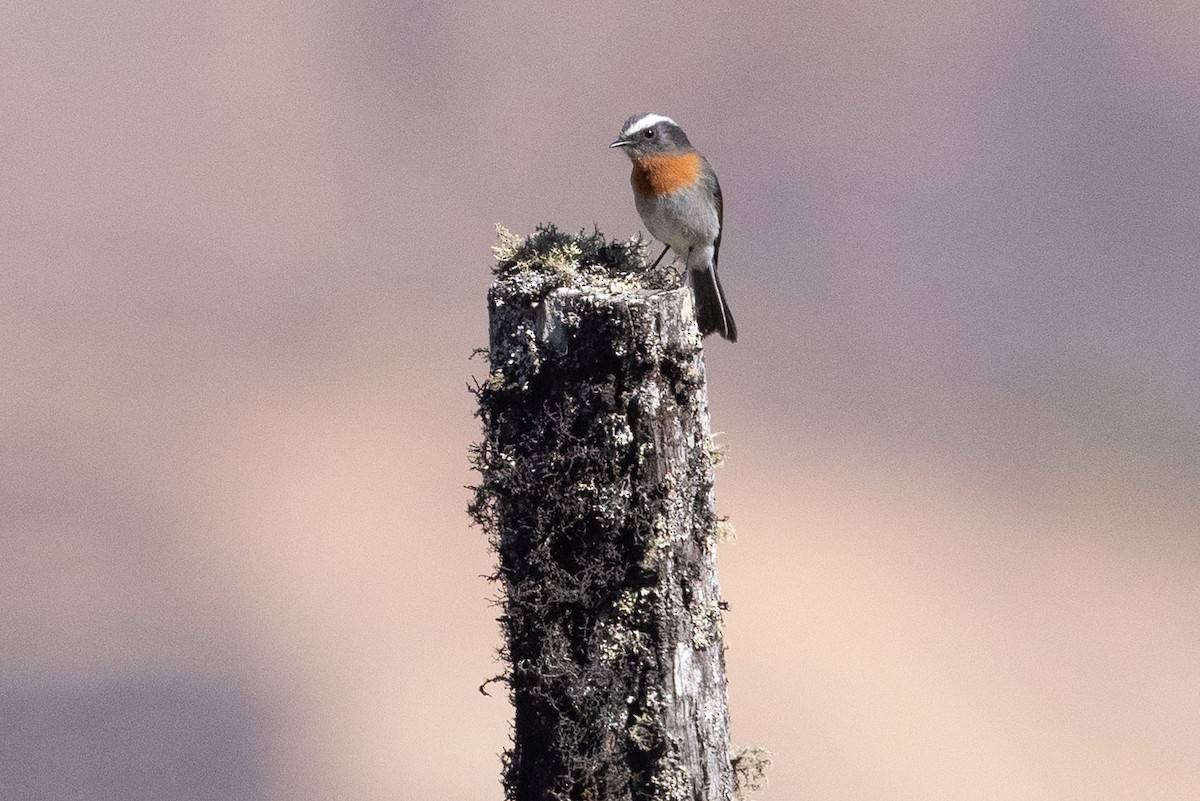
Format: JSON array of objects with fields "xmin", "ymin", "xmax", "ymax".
[{"xmin": 690, "ymin": 266, "xmax": 738, "ymax": 342}]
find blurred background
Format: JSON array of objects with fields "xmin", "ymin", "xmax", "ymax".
[{"xmin": 3, "ymin": 1, "xmax": 1198, "ymax": 799}]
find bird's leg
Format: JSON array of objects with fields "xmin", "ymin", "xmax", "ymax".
[{"xmin": 648, "ymin": 244, "xmax": 671, "ymax": 270}]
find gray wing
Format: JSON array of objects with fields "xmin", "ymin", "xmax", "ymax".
[{"xmin": 703, "ymin": 159, "xmax": 723, "ymax": 268}]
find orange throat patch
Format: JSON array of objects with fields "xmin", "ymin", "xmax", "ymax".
[{"xmin": 630, "ymin": 152, "xmax": 703, "ymax": 198}]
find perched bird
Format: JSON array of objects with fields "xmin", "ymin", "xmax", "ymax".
[{"xmin": 611, "ymin": 113, "xmax": 737, "ymax": 342}]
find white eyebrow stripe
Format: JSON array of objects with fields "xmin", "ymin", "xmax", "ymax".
[{"xmin": 623, "ymin": 113, "xmax": 676, "ymax": 137}]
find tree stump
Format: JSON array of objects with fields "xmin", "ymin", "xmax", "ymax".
[{"xmin": 471, "ymin": 225, "xmax": 734, "ymax": 801}]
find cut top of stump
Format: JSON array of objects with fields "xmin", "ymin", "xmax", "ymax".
[{"xmin": 487, "ymin": 224, "xmax": 703, "ymax": 391}]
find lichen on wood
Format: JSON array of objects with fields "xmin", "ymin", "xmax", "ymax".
[{"xmin": 470, "ymin": 224, "xmax": 735, "ymax": 801}]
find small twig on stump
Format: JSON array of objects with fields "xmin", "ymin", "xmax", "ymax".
[{"xmin": 470, "ymin": 224, "xmax": 741, "ymax": 800}]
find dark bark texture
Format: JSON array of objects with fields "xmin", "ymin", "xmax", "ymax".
[{"xmin": 470, "ymin": 226, "xmax": 733, "ymax": 801}]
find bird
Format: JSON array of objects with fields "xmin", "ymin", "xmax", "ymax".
[{"xmin": 610, "ymin": 113, "xmax": 737, "ymax": 342}]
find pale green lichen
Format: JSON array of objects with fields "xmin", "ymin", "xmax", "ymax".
[
  {"xmin": 598, "ymin": 623, "xmax": 650, "ymax": 663},
  {"xmin": 614, "ymin": 586, "xmax": 654, "ymax": 616},
  {"xmin": 691, "ymin": 598, "xmax": 725, "ymax": 649},
  {"xmin": 490, "ymin": 224, "xmax": 525, "ymax": 262},
  {"xmin": 627, "ymin": 708, "xmax": 659, "ymax": 752},
  {"xmin": 731, "ymin": 746, "xmax": 772, "ymax": 800},
  {"xmin": 649, "ymin": 752, "xmax": 694, "ymax": 801},
  {"xmin": 706, "ymin": 433, "xmax": 727, "ymax": 467},
  {"xmin": 714, "ymin": 516, "xmax": 737, "ymax": 543},
  {"xmin": 484, "ymin": 369, "xmax": 507, "ymax": 391}
]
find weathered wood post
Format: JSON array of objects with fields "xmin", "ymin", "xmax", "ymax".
[{"xmin": 471, "ymin": 225, "xmax": 749, "ymax": 800}]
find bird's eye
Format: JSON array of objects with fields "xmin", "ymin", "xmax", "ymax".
[{"xmin": 644, "ymin": 129, "xmax": 655, "ymax": 138}]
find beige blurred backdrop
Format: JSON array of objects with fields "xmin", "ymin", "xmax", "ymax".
[{"xmin": 3, "ymin": 2, "xmax": 1198, "ymax": 799}]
